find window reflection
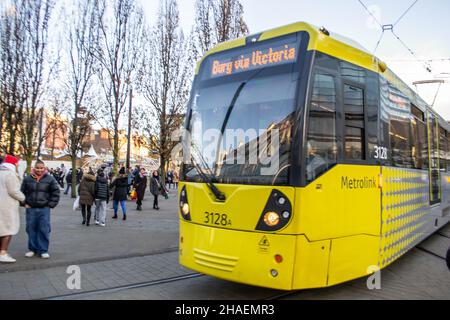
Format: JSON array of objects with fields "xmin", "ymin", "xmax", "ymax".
[{"xmin": 306, "ymin": 73, "xmax": 337, "ymax": 182}]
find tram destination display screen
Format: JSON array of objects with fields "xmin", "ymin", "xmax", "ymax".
[{"xmin": 202, "ymin": 34, "xmax": 301, "ymax": 80}]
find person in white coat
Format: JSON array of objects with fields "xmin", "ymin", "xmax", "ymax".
[{"xmin": 0, "ymin": 155, "xmax": 26, "ymax": 263}]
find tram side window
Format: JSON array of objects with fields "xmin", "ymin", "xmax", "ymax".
[
  {"xmin": 344, "ymin": 85, "xmax": 365, "ymax": 160},
  {"xmin": 306, "ymin": 73, "xmax": 337, "ymax": 183},
  {"xmin": 390, "ymin": 118, "xmax": 413, "ymax": 168},
  {"xmin": 411, "ymin": 105, "xmax": 428, "ymax": 170},
  {"xmin": 439, "ymin": 127, "xmax": 447, "ymax": 172}
]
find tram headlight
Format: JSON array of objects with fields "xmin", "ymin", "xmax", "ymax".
[
  {"xmin": 264, "ymin": 212, "xmax": 280, "ymax": 227},
  {"xmin": 179, "ymin": 186, "xmax": 191, "ymax": 221},
  {"xmin": 182, "ymin": 203, "xmax": 190, "ymax": 216},
  {"xmin": 256, "ymin": 190, "xmax": 292, "ymax": 232}
]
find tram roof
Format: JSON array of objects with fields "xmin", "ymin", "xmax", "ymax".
[{"xmin": 197, "ymin": 21, "xmax": 450, "ymax": 130}]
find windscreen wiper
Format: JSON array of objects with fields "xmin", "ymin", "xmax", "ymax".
[{"xmin": 190, "ymin": 143, "xmax": 226, "ymax": 202}]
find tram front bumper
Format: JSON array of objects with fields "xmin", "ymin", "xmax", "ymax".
[{"xmin": 179, "ymin": 220, "xmax": 331, "ymax": 291}]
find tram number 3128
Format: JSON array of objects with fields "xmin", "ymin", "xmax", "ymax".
[
  {"xmin": 204, "ymin": 212, "xmax": 232, "ymax": 227},
  {"xmin": 374, "ymin": 146, "xmax": 388, "ymax": 160}
]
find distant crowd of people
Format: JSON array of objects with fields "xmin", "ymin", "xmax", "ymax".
[{"xmin": 0, "ymin": 153, "xmax": 180, "ymax": 264}]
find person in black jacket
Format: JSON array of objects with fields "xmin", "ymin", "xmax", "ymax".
[
  {"xmin": 94, "ymin": 170, "xmax": 109, "ymax": 227},
  {"xmin": 110, "ymin": 167, "xmax": 128, "ymax": 221},
  {"xmin": 21, "ymin": 160, "xmax": 60, "ymax": 259},
  {"xmin": 150, "ymin": 171, "xmax": 162, "ymax": 210},
  {"xmin": 133, "ymin": 168, "xmax": 147, "ymax": 211},
  {"xmin": 64, "ymin": 168, "xmax": 73, "ymax": 195}
]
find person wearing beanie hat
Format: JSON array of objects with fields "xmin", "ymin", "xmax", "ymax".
[{"xmin": 0, "ymin": 155, "xmax": 25, "ymax": 263}]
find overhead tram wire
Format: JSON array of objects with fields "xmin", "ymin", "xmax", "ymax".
[
  {"xmin": 358, "ymin": 0, "xmax": 383, "ymax": 29},
  {"xmin": 393, "ymin": 0, "xmax": 419, "ymax": 26},
  {"xmin": 357, "ymin": 0, "xmax": 433, "ymax": 73}
]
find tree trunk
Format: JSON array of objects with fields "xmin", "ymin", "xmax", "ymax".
[
  {"xmin": 113, "ymin": 130, "xmax": 119, "ymax": 174},
  {"xmin": 160, "ymin": 154, "xmax": 167, "ymax": 187},
  {"xmin": 25, "ymin": 154, "xmax": 33, "ymax": 174},
  {"xmin": 71, "ymin": 156, "xmax": 77, "ymax": 198}
]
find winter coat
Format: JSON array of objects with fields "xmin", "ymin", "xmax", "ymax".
[
  {"xmin": 133, "ymin": 174, "xmax": 147, "ymax": 201},
  {"xmin": 66, "ymin": 171, "xmax": 73, "ymax": 183},
  {"xmin": 95, "ymin": 176, "xmax": 109, "ymax": 202},
  {"xmin": 111, "ymin": 174, "xmax": 129, "ymax": 201},
  {"xmin": 21, "ymin": 172, "xmax": 60, "ymax": 209},
  {"xmin": 0, "ymin": 164, "xmax": 26, "ymax": 237},
  {"xmin": 77, "ymin": 170, "xmax": 83, "ymax": 184},
  {"xmin": 78, "ymin": 174, "xmax": 96, "ymax": 206},
  {"xmin": 150, "ymin": 176, "xmax": 162, "ymax": 196}
]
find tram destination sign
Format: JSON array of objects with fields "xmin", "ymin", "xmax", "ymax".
[{"xmin": 205, "ymin": 41, "xmax": 299, "ymax": 79}]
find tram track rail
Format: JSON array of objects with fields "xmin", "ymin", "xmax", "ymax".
[{"xmin": 43, "ymin": 273, "xmax": 205, "ymax": 300}]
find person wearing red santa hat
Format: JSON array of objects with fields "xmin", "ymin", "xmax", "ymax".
[{"xmin": 0, "ymin": 155, "xmax": 25, "ymax": 263}]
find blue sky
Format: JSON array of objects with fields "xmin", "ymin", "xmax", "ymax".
[{"xmin": 141, "ymin": 0, "xmax": 450, "ymax": 119}]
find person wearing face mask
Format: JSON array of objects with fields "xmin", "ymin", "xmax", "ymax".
[
  {"xmin": 21, "ymin": 160, "xmax": 60, "ymax": 259},
  {"xmin": 0, "ymin": 155, "xmax": 26, "ymax": 263}
]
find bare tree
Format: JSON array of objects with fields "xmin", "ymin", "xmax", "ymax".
[
  {"xmin": 194, "ymin": 0, "xmax": 249, "ymax": 56},
  {"xmin": 137, "ymin": 0, "xmax": 193, "ymax": 183},
  {"xmin": 15, "ymin": 0, "xmax": 57, "ymax": 172},
  {"xmin": 93, "ymin": 0, "xmax": 145, "ymax": 174},
  {"xmin": 64, "ymin": 0, "xmax": 100, "ymax": 197},
  {"xmin": 0, "ymin": 0, "xmax": 27, "ymax": 155}
]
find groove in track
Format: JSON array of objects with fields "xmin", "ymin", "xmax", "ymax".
[
  {"xmin": 415, "ymin": 246, "xmax": 446, "ymax": 260},
  {"xmin": 43, "ymin": 273, "xmax": 204, "ymax": 300},
  {"xmin": 263, "ymin": 291, "xmax": 301, "ymax": 300},
  {"xmin": 437, "ymin": 232, "xmax": 450, "ymax": 239}
]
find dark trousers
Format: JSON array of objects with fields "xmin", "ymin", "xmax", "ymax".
[
  {"xmin": 81, "ymin": 204, "xmax": 92, "ymax": 225},
  {"xmin": 26, "ymin": 208, "xmax": 51, "ymax": 255},
  {"xmin": 153, "ymin": 195, "xmax": 159, "ymax": 209}
]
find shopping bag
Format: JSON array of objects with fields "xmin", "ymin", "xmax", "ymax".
[
  {"xmin": 73, "ymin": 196, "xmax": 80, "ymax": 211},
  {"xmin": 130, "ymin": 189, "xmax": 137, "ymax": 201}
]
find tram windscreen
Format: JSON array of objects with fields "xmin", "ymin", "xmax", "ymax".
[{"xmin": 183, "ymin": 34, "xmax": 303, "ymax": 186}]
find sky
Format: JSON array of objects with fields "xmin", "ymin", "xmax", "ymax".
[{"xmin": 140, "ymin": 0, "xmax": 450, "ymax": 119}]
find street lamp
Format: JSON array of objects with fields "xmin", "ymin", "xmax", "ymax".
[{"xmin": 126, "ymin": 87, "xmax": 133, "ymax": 170}]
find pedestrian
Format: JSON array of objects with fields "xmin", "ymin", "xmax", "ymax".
[
  {"xmin": 127, "ymin": 167, "xmax": 134, "ymax": 196},
  {"xmin": 110, "ymin": 167, "xmax": 128, "ymax": 220},
  {"xmin": 150, "ymin": 170, "xmax": 162, "ymax": 210},
  {"xmin": 21, "ymin": 160, "xmax": 60, "ymax": 259},
  {"xmin": 173, "ymin": 169, "xmax": 179, "ymax": 189},
  {"xmin": 60, "ymin": 164, "xmax": 67, "ymax": 188},
  {"xmin": 94, "ymin": 169, "xmax": 109, "ymax": 227},
  {"xmin": 0, "ymin": 155, "xmax": 26, "ymax": 263},
  {"xmin": 77, "ymin": 168, "xmax": 83, "ymax": 185},
  {"xmin": 64, "ymin": 168, "xmax": 73, "ymax": 195},
  {"xmin": 167, "ymin": 170, "xmax": 174, "ymax": 189},
  {"xmin": 133, "ymin": 168, "xmax": 148, "ymax": 211},
  {"xmin": 78, "ymin": 169, "xmax": 96, "ymax": 226}
]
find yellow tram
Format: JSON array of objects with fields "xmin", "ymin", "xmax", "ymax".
[{"xmin": 178, "ymin": 22, "xmax": 450, "ymax": 290}]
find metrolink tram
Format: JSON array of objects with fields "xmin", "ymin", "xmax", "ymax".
[{"xmin": 178, "ymin": 22, "xmax": 450, "ymax": 290}]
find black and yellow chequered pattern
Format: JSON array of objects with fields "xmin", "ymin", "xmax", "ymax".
[{"xmin": 380, "ymin": 167, "xmax": 432, "ymax": 268}]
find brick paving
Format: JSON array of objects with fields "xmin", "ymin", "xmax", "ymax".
[{"xmin": 0, "ymin": 250, "xmax": 194, "ymax": 300}]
